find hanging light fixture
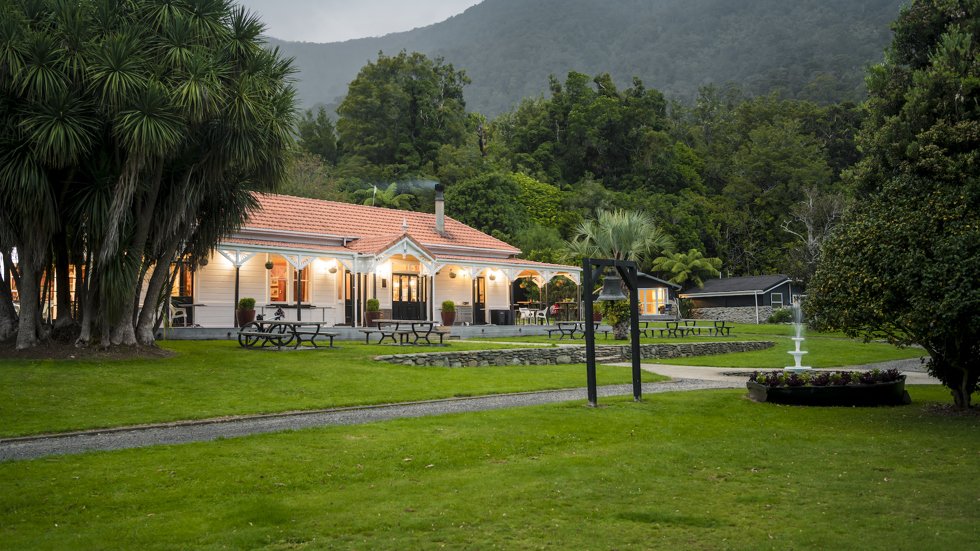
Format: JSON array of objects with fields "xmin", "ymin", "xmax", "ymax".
[{"xmin": 596, "ymin": 271, "xmax": 628, "ymax": 302}]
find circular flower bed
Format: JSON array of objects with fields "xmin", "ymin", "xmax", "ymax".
[{"xmin": 747, "ymin": 369, "xmax": 910, "ymax": 406}]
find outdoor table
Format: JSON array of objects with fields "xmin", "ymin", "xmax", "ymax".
[
  {"xmin": 710, "ymin": 320, "xmax": 732, "ymax": 336},
  {"xmin": 361, "ymin": 320, "xmax": 449, "ymax": 345},
  {"xmin": 552, "ymin": 302, "xmax": 579, "ymax": 321},
  {"xmin": 548, "ymin": 321, "xmax": 601, "ymax": 340},
  {"xmin": 237, "ymin": 320, "xmax": 339, "ymax": 349}
]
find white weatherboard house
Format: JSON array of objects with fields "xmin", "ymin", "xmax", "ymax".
[{"xmin": 178, "ymin": 185, "xmax": 581, "ymax": 327}]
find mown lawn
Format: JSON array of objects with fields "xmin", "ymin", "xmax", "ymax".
[
  {"xmin": 652, "ymin": 336, "xmax": 926, "ymax": 369},
  {"xmin": 478, "ymin": 332, "xmax": 925, "ymax": 368},
  {"xmin": 1, "ymin": 386, "xmax": 977, "ymax": 550},
  {"xmin": 0, "ymin": 341, "xmax": 667, "ymax": 438}
]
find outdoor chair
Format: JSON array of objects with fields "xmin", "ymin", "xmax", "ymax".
[
  {"xmin": 169, "ymin": 303, "xmax": 188, "ymax": 327},
  {"xmin": 518, "ymin": 308, "xmax": 533, "ymax": 324},
  {"xmin": 534, "ymin": 309, "xmax": 548, "ymax": 324}
]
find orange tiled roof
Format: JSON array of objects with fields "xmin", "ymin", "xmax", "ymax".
[
  {"xmin": 222, "ymin": 238, "xmax": 350, "ymax": 253},
  {"xmin": 434, "ymin": 254, "xmax": 578, "ymax": 271},
  {"xmin": 345, "ymin": 233, "xmax": 434, "ymax": 257},
  {"xmin": 246, "ymin": 193, "xmax": 520, "ymax": 254}
]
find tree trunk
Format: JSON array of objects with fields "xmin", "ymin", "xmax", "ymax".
[
  {"xmin": 15, "ymin": 259, "xmax": 41, "ymax": 349},
  {"xmin": 135, "ymin": 255, "xmax": 176, "ymax": 346},
  {"xmin": 76, "ymin": 253, "xmax": 97, "ymax": 346},
  {"xmin": 951, "ymin": 367, "xmax": 973, "ymax": 409},
  {"xmin": 613, "ymin": 320, "xmax": 630, "ymax": 340},
  {"xmin": 110, "ymin": 161, "xmax": 164, "ymax": 347}
]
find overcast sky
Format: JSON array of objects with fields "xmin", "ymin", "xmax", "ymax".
[{"xmin": 238, "ymin": 0, "xmax": 483, "ymax": 43}]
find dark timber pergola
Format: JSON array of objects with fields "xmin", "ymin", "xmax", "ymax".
[{"xmin": 582, "ymin": 257, "xmax": 642, "ymax": 407}]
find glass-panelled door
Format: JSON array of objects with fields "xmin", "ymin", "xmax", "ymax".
[
  {"xmin": 171, "ymin": 263, "xmax": 194, "ymax": 325},
  {"xmin": 392, "ymin": 274, "xmax": 423, "ymax": 320},
  {"xmin": 474, "ymin": 276, "xmax": 486, "ymax": 325}
]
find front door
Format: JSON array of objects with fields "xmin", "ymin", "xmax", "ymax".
[
  {"xmin": 344, "ymin": 272, "xmax": 364, "ymax": 325},
  {"xmin": 474, "ymin": 276, "xmax": 486, "ymax": 325},
  {"xmin": 392, "ymin": 274, "xmax": 423, "ymax": 320}
]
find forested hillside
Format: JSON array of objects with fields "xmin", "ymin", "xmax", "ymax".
[{"xmin": 270, "ymin": 0, "xmax": 904, "ymax": 115}]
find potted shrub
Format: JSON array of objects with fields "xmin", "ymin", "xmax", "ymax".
[
  {"xmin": 365, "ymin": 298, "xmax": 382, "ymax": 327},
  {"xmin": 236, "ymin": 297, "xmax": 256, "ymax": 326},
  {"xmin": 441, "ymin": 301, "xmax": 456, "ymax": 326},
  {"xmin": 593, "ymin": 312, "xmax": 602, "ymax": 323}
]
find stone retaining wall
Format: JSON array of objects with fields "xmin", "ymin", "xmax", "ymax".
[
  {"xmin": 691, "ymin": 306, "xmax": 774, "ymax": 324},
  {"xmin": 376, "ymin": 341, "xmax": 774, "ymax": 367}
]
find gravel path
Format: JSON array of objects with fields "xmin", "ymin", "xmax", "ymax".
[{"xmin": 0, "ymin": 379, "xmax": 734, "ymax": 462}]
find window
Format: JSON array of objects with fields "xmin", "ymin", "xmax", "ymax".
[
  {"xmin": 170, "ymin": 263, "xmax": 193, "ymax": 298},
  {"xmin": 269, "ymin": 257, "xmax": 288, "ymax": 302},
  {"xmin": 771, "ymin": 292, "xmax": 783, "ymax": 309},
  {"xmin": 641, "ymin": 288, "xmax": 668, "ymax": 315},
  {"xmin": 293, "ymin": 265, "xmax": 310, "ymax": 303}
]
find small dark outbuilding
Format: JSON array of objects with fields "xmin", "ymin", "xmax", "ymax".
[{"xmin": 679, "ymin": 274, "xmax": 796, "ymax": 324}]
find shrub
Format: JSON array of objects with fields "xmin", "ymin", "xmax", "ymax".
[
  {"xmin": 750, "ymin": 369, "xmax": 901, "ymax": 388},
  {"xmin": 237, "ymin": 298, "xmax": 256, "ymax": 310},
  {"xmin": 441, "ymin": 301, "xmax": 455, "ymax": 313},
  {"xmin": 366, "ymin": 299, "xmax": 380, "ymax": 312},
  {"xmin": 767, "ymin": 308, "xmax": 793, "ymax": 323}
]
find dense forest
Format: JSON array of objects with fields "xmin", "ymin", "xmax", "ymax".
[
  {"xmin": 269, "ymin": 0, "xmax": 904, "ymax": 116},
  {"xmin": 286, "ymin": 45, "xmax": 863, "ymax": 286}
]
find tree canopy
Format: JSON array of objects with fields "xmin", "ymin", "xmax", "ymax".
[
  {"xmin": 336, "ymin": 51, "xmax": 469, "ymax": 178},
  {"xmin": 0, "ymin": 0, "xmax": 296, "ymax": 348},
  {"xmin": 807, "ymin": 0, "xmax": 980, "ymax": 408}
]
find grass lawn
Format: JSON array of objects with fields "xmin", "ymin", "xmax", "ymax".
[
  {"xmin": 1, "ymin": 386, "xmax": 977, "ymax": 550},
  {"xmin": 654, "ymin": 337, "xmax": 926, "ymax": 369},
  {"xmin": 0, "ymin": 341, "xmax": 667, "ymax": 438},
  {"xmin": 477, "ymin": 333, "xmax": 925, "ymax": 369}
]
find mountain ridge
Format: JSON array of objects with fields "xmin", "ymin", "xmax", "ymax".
[{"xmin": 268, "ymin": 0, "xmax": 905, "ymax": 116}]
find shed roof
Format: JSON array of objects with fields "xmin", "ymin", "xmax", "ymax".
[{"xmin": 681, "ymin": 274, "xmax": 790, "ymax": 296}]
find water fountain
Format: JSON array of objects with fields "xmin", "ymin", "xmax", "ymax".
[{"xmin": 786, "ymin": 305, "xmax": 811, "ymax": 374}]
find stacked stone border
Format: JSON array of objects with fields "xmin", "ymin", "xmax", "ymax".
[
  {"xmin": 691, "ymin": 306, "xmax": 775, "ymax": 324},
  {"xmin": 376, "ymin": 341, "xmax": 775, "ymax": 367}
]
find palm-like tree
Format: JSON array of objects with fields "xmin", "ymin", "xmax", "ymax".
[
  {"xmin": 651, "ymin": 249, "xmax": 723, "ymax": 290},
  {"xmin": 562, "ymin": 209, "xmax": 674, "ymax": 339},
  {"xmin": 0, "ymin": 0, "xmax": 297, "ymax": 348},
  {"xmin": 562, "ymin": 209, "xmax": 674, "ymax": 263},
  {"xmin": 356, "ymin": 183, "xmax": 416, "ymax": 210}
]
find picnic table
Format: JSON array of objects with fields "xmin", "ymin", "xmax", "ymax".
[
  {"xmin": 546, "ymin": 321, "xmax": 606, "ymax": 340},
  {"xmin": 359, "ymin": 320, "xmax": 450, "ymax": 346},
  {"xmin": 636, "ymin": 319, "xmax": 733, "ymax": 338},
  {"xmin": 237, "ymin": 320, "xmax": 340, "ymax": 350}
]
